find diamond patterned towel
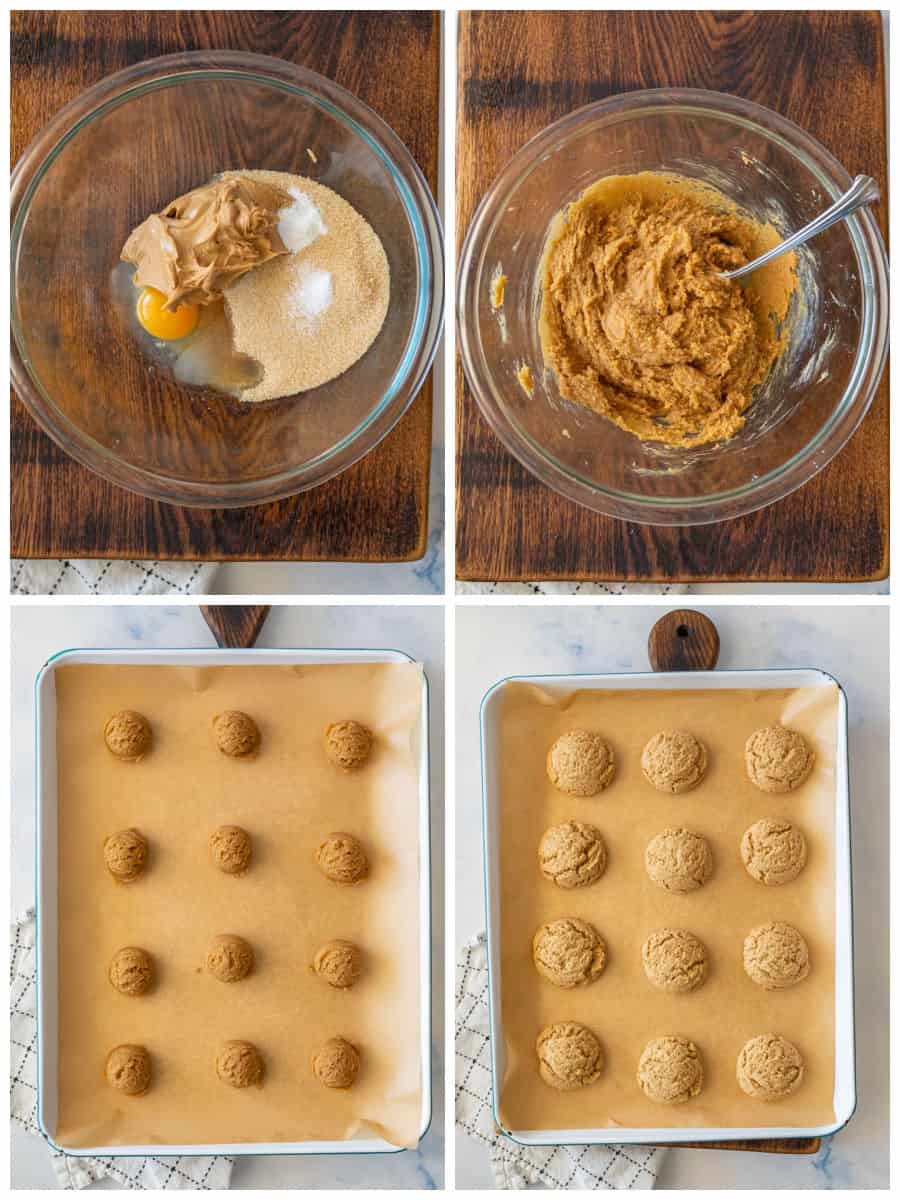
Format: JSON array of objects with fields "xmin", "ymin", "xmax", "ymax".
[
  {"xmin": 11, "ymin": 912, "xmax": 234, "ymax": 1189},
  {"xmin": 11, "ymin": 560, "xmax": 218, "ymax": 596},
  {"xmin": 456, "ymin": 934, "xmax": 665, "ymax": 1190}
]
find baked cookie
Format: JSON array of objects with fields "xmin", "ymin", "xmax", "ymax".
[
  {"xmin": 209, "ymin": 825, "xmax": 252, "ymax": 875},
  {"xmin": 324, "ymin": 720, "xmax": 373, "ymax": 770},
  {"xmin": 104, "ymin": 828, "xmax": 148, "ymax": 882},
  {"xmin": 645, "ymin": 828, "xmax": 712, "ymax": 893},
  {"xmin": 213, "ymin": 710, "xmax": 260, "ymax": 758},
  {"xmin": 108, "ymin": 946, "xmax": 154, "ymax": 996},
  {"xmin": 743, "ymin": 921, "xmax": 809, "ymax": 990},
  {"xmin": 206, "ymin": 934, "xmax": 254, "ymax": 982},
  {"xmin": 536, "ymin": 1021, "xmax": 604, "ymax": 1090},
  {"xmin": 745, "ymin": 725, "xmax": 814, "ymax": 793},
  {"xmin": 312, "ymin": 1037, "xmax": 361, "ymax": 1088},
  {"xmin": 314, "ymin": 939, "xmax": 363, "ymax": 989},
  {"xmin": 637, "ymin": 1036, "xmax": 703, "ymax": 1104},
  {"xmin": 737, "ymin": 1034, "xmax": 804, "ymax": 1100},
  {"xmin": 546, "ymin": 730, "xmax": 615, "ymax": 797},
  {"xmin": 216, "ymin": 1040, "xmax": 264, "ymax": 1088},
  {"xmin": 315, "ymin": 832, "xmax": 369, "ymax": 884},
  {"xmin": 641, "ymin": 730, "xmax": 708, "ymax": 794},
  {"xmin": 104, "ymin": 710, "xmax": 152, "ymax": 761},
  {"xmin": 641, "ymin": 929, "xmax": 709, "ymax": 993},
  {"xmin": 741, "ymin": 818, "xmax": 807, "ymax": 885},
  {"xmin": 105, "ymin": 1044, "xmax": 151, "ymax": 1095},
  {"xmin": 532, "ymin": 917, "xmax": 607, "ymax": 988},
  {"xmin": 538, "ymin": 820, "xmax": 608, "ymax": 888}
]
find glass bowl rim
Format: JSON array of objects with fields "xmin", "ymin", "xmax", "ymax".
[
  {"xmin": 457, "ymin": 86, "xmax": 888, "ymax": 526},
  {"xmin": 10, "ymin": 49, "xmax": 444, "ymax": 509}
]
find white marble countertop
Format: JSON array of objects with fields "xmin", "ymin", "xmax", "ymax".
[
  {"xmin": 455, "ymin": 603, "xmax": 888, "ymax": 1189},
  {"xmin": 11, "ymin": 603, "xmax": 444, "ymax": 1190}
]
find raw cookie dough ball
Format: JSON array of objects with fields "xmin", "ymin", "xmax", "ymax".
[
  {"xmin": 645, "ymin": 828, "xmax": 712, "ymax": 893},
  {"xmin": 532, "ymin": 917, "xmax": 607, "ymax": 988},
  {"xmin": 108, "ymin": 946, "xmax": 154, "ymax": 996},
  {"xmin": 209, "ymin": 825, "xmax": 252, "ymax": 875},
  {"xmin": 315, "ymin": 832, "xmax": 369, "ymax": 884},
  {"xmin": 105, "ymin": 1044, "xmax": 151, "ymax": 1095},
  {"xmin": 104, "ymin": 828, "xmax": 148, "ymax": 882},
  {"xmin": 546, "ymin": 730, "xmax": 615, "ymax": 796},
  {"xmin": 216, "ymin": 1039, "xmax": 264, "ymax": 1088},
  {"xmin": 737, "ymin": 1034, "xmax": 804, "ymax": 1100},
  {"xmin": 314, "ymin": 939, "xmax": 363, "ymax": 989},
  {"xmin": 745, "ymin": 725, "xmax": 814, "ymax": 793},
  {"xmin": 206, "ymin": 934, "xmax": 254, "ymax": 982},
  {"xmin": 741, "ymin": 817, "xmax": 807, "ymax": 885},
  {"xmin": 743, "ymin": 921, "xmax": 809, "ymax": 990},
  {"xmin": 638, "ymin": 1036, "xmax": 703, "ymax": 1104},
  {"xmin": 536, "ymin": 1021, "xmax": 604, "ymax": 1090},
  {"xmin": 641, "ymin": 730, "xmax": 708, "ymax": 794},
  {"xmin": 538, "ymin": 820, "xmax": 608, "ymax": 888},
  {"xmin": 213, "ymin": 710, "xmax": 260, "ymax": 758},
  {"xmin": 642, "ymin": 929, "xmax": 709, "ymax": 993},
  {"xmin": 312, "ymin": 1037, "xmax": 361, "ymax": 1089},
  {"xmin": 104, "ymin": 710, "xmax": 152, "ymax": 761},
  {"xmin": 324, "ymin": 720, "xmax": 373, "ymax": 770}
]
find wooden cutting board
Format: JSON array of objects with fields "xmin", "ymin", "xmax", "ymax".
[
  {"xmin": 456, "ymin": 10, "xmax": 888, "ymax": 583},
  {"xmin": 11, "ymin": 10, "xmax": 439, "ymax": 563}
]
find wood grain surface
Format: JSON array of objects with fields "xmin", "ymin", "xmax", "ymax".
[
  {"xmin": 11, "ymin": 10, "xmax": 439, "ymax": 563},
  {"xmin": 456, "ymin": 10, "xmax": 889, "ymax": 583},
  {"xmin": 648, "ymin": 609, "xmax": 721, "ymax": 672},
  {"xmin": 200, "ymin": 604, "xmax": 271, "ymax": 648}
]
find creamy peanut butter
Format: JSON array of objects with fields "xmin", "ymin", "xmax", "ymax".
[{"xmin": 121, "ymin": 177, "xmax": 291, "ymax": 310}]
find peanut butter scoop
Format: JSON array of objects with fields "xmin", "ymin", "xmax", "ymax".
[{"xmin": 121, "ymin": 176, "xmax": 291, "ymax": 309}]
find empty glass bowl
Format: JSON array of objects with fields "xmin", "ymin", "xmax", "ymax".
[
  {"xmin": 11, "ymin": 51, "xmax": 443, "ymax": 507},
  {"xmin": 458, "ymin": 88, "xmax": 887, "ymax": 525}
]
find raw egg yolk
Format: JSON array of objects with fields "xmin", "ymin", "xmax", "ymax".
[{"xmin": 136, "ymin": 287, "xmax": 199, "ymax": 340}]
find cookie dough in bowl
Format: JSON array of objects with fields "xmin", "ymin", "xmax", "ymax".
[
  {"xmin": 104, "ymin": 710, "xmax": 152, "ymax": 760},
  {"xmin": 324, "ymin": 720, "xmax": 374, "ymax": 770},
  {"xmin": 737, "ymin": 1033, "xmax": 805, "ymax": 1100},
  {"xmin": 314, "ymin": 939, "xmax": 363, "ymax": 989},
  {"xmin": 741, "ymin": 817, "xmax": 807, "ymax": 885},
  {"xmin": 745, "ymin": 724, "xmax": 814, "ymax": 793},
  {"xmin": 103, "ymin": 828, "xmax": 149, "ymax": 882},
  {"xmin": 316, "ymin": 831, "xmax": 369, "ymax": 884},
  {"xmin": 532, "ymin": 917, "xmax": 607, "ymax": 988},
  {"xmin": 312, "ymin": 1036, "xmax": 361, "ymax": 1089},
  {"xmin": 216, "ymin": 1039, "xmax": 264, "ymax": 1088},
  {"xmin": 641, "ymin": 928, "xmax": 709, "ymax": 993},
  {"xmin": 536, "ymin": 1021, "xmax": 604, "ymax": 1090},
  {"xmin": 105, "ymin": 1044, "xmax": 152, "ymax": 1095},
  {"xmin": 209, "ymin": 824, "xmax": 253, "ymax": 875},
  {"xmin": 213, "ymin": 710, "xmax": 260, "ymax": 758},
  {"xmin": 641, "ymin": 730, "xmax": 708, "ymax": 794},
  {"xmin": 108, "ymin": 946, "xmax": 154, "ymax": 996},
  {"xmin": 645, "ymin": 827, "xmax": 712, "ymax": 893},
  {"xmin": 637, "ymin": 1035, "xmax": 703, "ymax": 1104},
  {"xmin": 743, "ymin": 921, "xmax": 810, "ymax": 989},
  {"xmin": 538, "ymin": 820, "xmax": 608, "ymax": 888},
  {"xmin": 206, "ymin": 933, "xmax": 255, "ymax": 983},
  {"xmin": 546, "ymin": 730, "xmax": 615, "ymax": 796}
]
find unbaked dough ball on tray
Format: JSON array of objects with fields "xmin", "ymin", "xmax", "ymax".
[
  {"xmin": 216, "ymin": 1039, "xmax": 264, "ymax": 1088},
  {"xmin": 104, "ymin": 828, "xmax": 149, "ymax": 882},
  {"xmin": 312, "ymin": 1036, "xmax": 361, "ymax": 1088},
  {"xmin": 105, "ymin": 1044, "xmax": 152, "ymax": 1095},
  {"xmin": 108, "ymin": 946, "xmax": 154, "ymax": 996},
  {"xmin": 104, "ymin": 710, "xmax": 152, "ymax": 761},
  {"xmin": 324, "ymin": 720, "xmax": 374, "ymax": 770},
  {"xmin": 212, "ymin": 710, "xmax": 260, "ymax": 758},
  {"xmin": 315, "ymin": 832, "xmax": 369, "ymax": 884},
  {"xmin": 314, "ymin": 939, "xmax": 363, "ymax": 989},
  {"xmin": 209, "ymin": 824, "xmax": 252, "ymax": 875}
]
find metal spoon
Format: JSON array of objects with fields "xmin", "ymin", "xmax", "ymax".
[{"xmin": 722, "ymin": 174, "xmax": 879, "ymax": 281}]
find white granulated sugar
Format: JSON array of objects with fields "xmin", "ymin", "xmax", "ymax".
[
  {"xmin": 278, "ymin": 188, "xmax": 327, "ymax": 252},
  {"xmin": 289, "ymin": 262, "xmax": 334, "ymax": 322}
]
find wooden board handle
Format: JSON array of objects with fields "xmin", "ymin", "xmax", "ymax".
[
  {"xmin": 648, "ymin": 609, "xmax": 720, "ymax": 672},
  {"xmin": 200, "ymin": 606, "xmax": 271, "ymax": 648}
]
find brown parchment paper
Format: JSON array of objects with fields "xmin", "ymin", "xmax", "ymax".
[
  {"xmin": 495, "ymin": 684, "xmax": 839, "ymax": 1132},
  {"xmin": 53, "ymin": 662, "xmax": 423, "ymax": 1149}
]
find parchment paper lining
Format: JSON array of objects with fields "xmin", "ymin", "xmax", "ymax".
[
  {"xmin": 495, "ymin": 684, "xmax": 838, "ymax": 1132},
  {"xmin": 53, "ymin": 662, "xmax": 423, "ymax": 1149}
]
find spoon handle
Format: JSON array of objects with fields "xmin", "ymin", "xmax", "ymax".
[{"xmin": 723, "ymin": 174, "xmax": 880, "ymax": 281}]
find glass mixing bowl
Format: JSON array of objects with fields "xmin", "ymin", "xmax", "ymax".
[
  {"xmin": 11, "ymin": 51, "xmax": 443, "ymax": 507},
  {"xmin": 458, "ymin": 88, "xmax": 887, "ymax": 526}
]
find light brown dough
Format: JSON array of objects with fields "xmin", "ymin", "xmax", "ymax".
[
  {"xmin": 108, "ymin": 946, "xmax": 154, "ymax": 996},
  {"xmin": 637, "ymin": 1036, "xmax": 703, "ymax": 1104},
  {"xmin": 314, "ymin": 939, "xmax": 363, "ymax": 989},
  {"xmin": 104, "ymin": 710, "xmax": 152, "ymax": 761},
  {"xmin": 745, "ymin": 725, "xmax": 814, "ymax": 793},
  {"xmin": 206, "ymin": 934, "xmax": 254, "ymax": 983},
  {"xmin": 105, "ymin": 1044, "xmax": 151, "ymax": 1095},
  {"xmin": 737, "ymin": 1034, "xmax": 804, "ymax": 1100},
  {"xmin": 316, "ymin": 832, "xmax": 369, "ymax": 884},
  {"xmin": 641, "ymin": 730, "xmax": 708, "ymax": 794},
  {"xmin": 538, "ymin": 820, "xmax": 608, "ymax": 888},
  {"xmin": 645, "ymin": 828, "xmax": 712, "ymax": 893},
  {"xmin": 213, "ymin": 710, "xmax": 260, "ymax": 758},
  {"xmin": 743, "ymin": 921, "xmax": 809, "ymax": 990},
  {"xmin": 216, "ymin": 1039, "xmax": 264, "ymax": 1088},
  {"xmin": 312, "ymin": 1037, "xmax": 361, "ymax": 1088},
  {"xmin": 536, "ymin": 1021, "xmax": 604, "ymax": 1090},
  {"xmin": 741, "ymin": 817, "xmax": 807, "ymax": 885},
  {"xmin": 641, "ymin": 929, "xmax": 709, "ymax": 993},
  {"xmin": 209, "ymin": 825, "xmax": 252, "ymax": 875},
  {"xmin": 532, "ymin": 917, "xmax": 607, "ymax": 988},
  {"xmin": 546, "ymin": 730, "xmax": 615, "ymax": 796},
  {"xmin": 324, "ymin": 720, "xmax": 373, "ymax": 770},
  {"xmin": 103, "ymin": 828, "xmax": 148, "ymax": 882}
]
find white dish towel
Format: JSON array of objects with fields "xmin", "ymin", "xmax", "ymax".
[
  {"xmin": 456, "ymin": 934, "xmax": 666, "ymax": 1190},
  {"xmin": 11, "ymin": 911, "xmax": 234, "ymax": 1189},
  {"xmin": 11, "ymin": 560, "xmax": 218, "ymax": 596}
]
